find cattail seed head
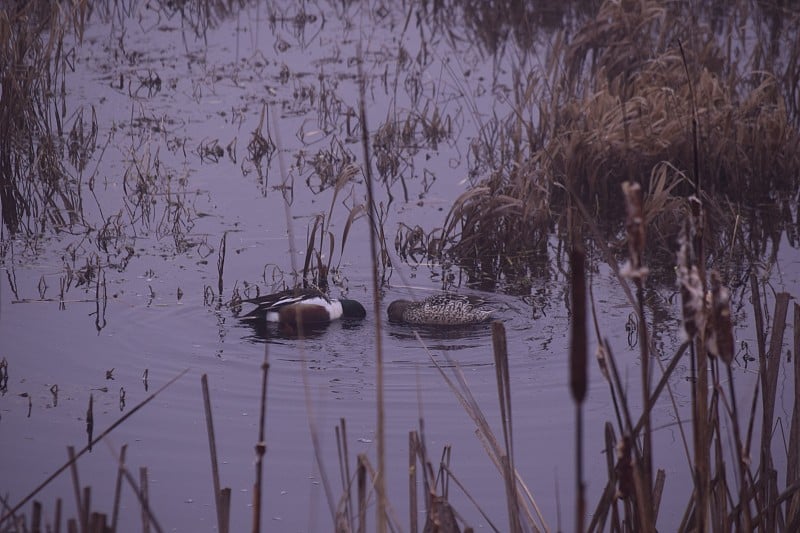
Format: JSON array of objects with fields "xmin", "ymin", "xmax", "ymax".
[
  {"xmin": 620, "ymin": 182, "xmax": 648, "ymax": 282},
  {"xmin": 708, "ymin": 271, "xmax": 734, "ymax": 365},
  {"xmin": 569, "ymin": 245, "xmax": 587, "ymax": 404},
  {"xmin": 676, "ymin": 224, "xmax": 705, "ymax": 340},
  {"xmin": 622, "ymin": 181, "xmax": 646, "ymax": 268}
]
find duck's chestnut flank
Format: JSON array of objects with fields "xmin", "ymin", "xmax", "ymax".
[{"xmin": 238, "ymin": 288, "xmax": 366, "ymax": 331}]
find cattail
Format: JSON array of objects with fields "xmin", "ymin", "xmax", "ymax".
[
  {"xmin": 620, "ymin": 181, "xmax": 648, "ymax": 281},
  {"xmin": 569, "ymin": 245, "xmax": 588, "ymax": 403},
  {"xmin": 676, "ymin": 223, "xmax": 705, "ymax": 340},
  {"xmin": 708, "ymin": 271, "xmax": 734, "ymax": 365},
  {"xmin": 623, "ymin": 182, "xmax": 645, "ymax": 265},
  {"xmin": 687, "ymin": 195, "xmax": 705, "ymax": 262}
]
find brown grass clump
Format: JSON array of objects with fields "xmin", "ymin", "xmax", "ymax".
[
  {"xmin": 549, "ymin": 0, "xmax": 799, "ymax": 206},
  {"xmin": 424, "ymin": 0, "xmax": 800, "ymax": 287}
]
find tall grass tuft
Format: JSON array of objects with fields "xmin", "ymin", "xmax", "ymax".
[{"xmin": 424, "ymin": 0, "xmax": 800, "ymax": 287}]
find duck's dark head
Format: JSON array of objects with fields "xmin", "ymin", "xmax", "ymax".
[
  {"xmin": 340, "ymin": 299, "xmax": 367, "ymax": 319},
  {"xmin": 386, "ymin": 300, "xmax": 413, "ymax": 322}
]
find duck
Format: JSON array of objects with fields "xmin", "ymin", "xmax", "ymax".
[
  {"xmin": 387, "ymin": 293, "xmax": 494, "ymax": 326},
  {"xmin": 238, "ymin": 288, "xmax": 366, "ymax": 332}
]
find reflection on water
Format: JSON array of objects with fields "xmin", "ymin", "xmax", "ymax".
[
  {"xmin": 236, "ymin": 315, "xmax": 369, "ymax": 344},
  {"xmin": 387, "ymin": 322, "xmax": 493, "ymax": 351}
]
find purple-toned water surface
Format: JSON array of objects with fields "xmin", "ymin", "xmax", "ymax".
[{"xmin": 1, "ymin": 3, "xmax": 798, "ymax": 532}]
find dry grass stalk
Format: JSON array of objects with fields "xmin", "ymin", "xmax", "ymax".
[
  {"xmin": 410, "ymin": 431, "xmax": 419, "ymax": 533},
  {"xmin": 67, "ymin": 446, "xmax": 85, "ymax": 533},
  {"xmin": 758, "ymin": 291, "xmax": 791, "ymax": 530},
  {"xmin": 139, "ymin": 467, "xmax": 150, "ymax": 533},
  {"xmin": 252, "ymin": 349, "xmax": 270, "ymax": 533},
  {"xmin": 111, "ymin": 444, "xmax": 127, "ymax": 531},
  {"xmin": 357, "ymin": 41, "xmax": 388, "ymax": 533},
  {"xmin": 201, "ymin": 374, "xmax": 228, "ymax": 533},
  {"xmin": 356, "ymin": 455, "xmax": 367, "ymax": 533},
  {"xmin": 491, "ymin": 321, "xmax": 521, "ymax": 533},
  {"xmin": 334, "ymin": 419, "xmax": 354, "ymax": 532},
  {"xmin": 787, "ymin": 302, "xmax": 800, "ymax": 529}
]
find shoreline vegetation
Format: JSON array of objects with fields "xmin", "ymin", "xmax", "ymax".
[
  {"xmin": 2, "ymin": 1, "xmax": 799, "ymax": 531},
  {"xmin": 396, "ymin": 1, "xmax": 800, "ymax": 293}
]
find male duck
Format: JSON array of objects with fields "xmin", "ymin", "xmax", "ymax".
[
  {"xmin": 239, "ymin": 288, "xmax": 366, "ymax": 331},
  {"xmin": 387, "ymin": 293, "xmax": 493, "ymax": 326}
]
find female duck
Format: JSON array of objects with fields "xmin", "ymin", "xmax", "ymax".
[{"xmin": 387, "ymin": 294, "xmax": 493, "ymax": 326}]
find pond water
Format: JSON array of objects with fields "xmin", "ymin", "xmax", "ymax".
[{"xmin": 1, "ymin": 2, "xmax": 798, "ymax": 532}]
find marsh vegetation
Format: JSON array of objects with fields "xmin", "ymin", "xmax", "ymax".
[{"xmin": 1, "ymin": 0, "xmax": 799, "ymax": 531}]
